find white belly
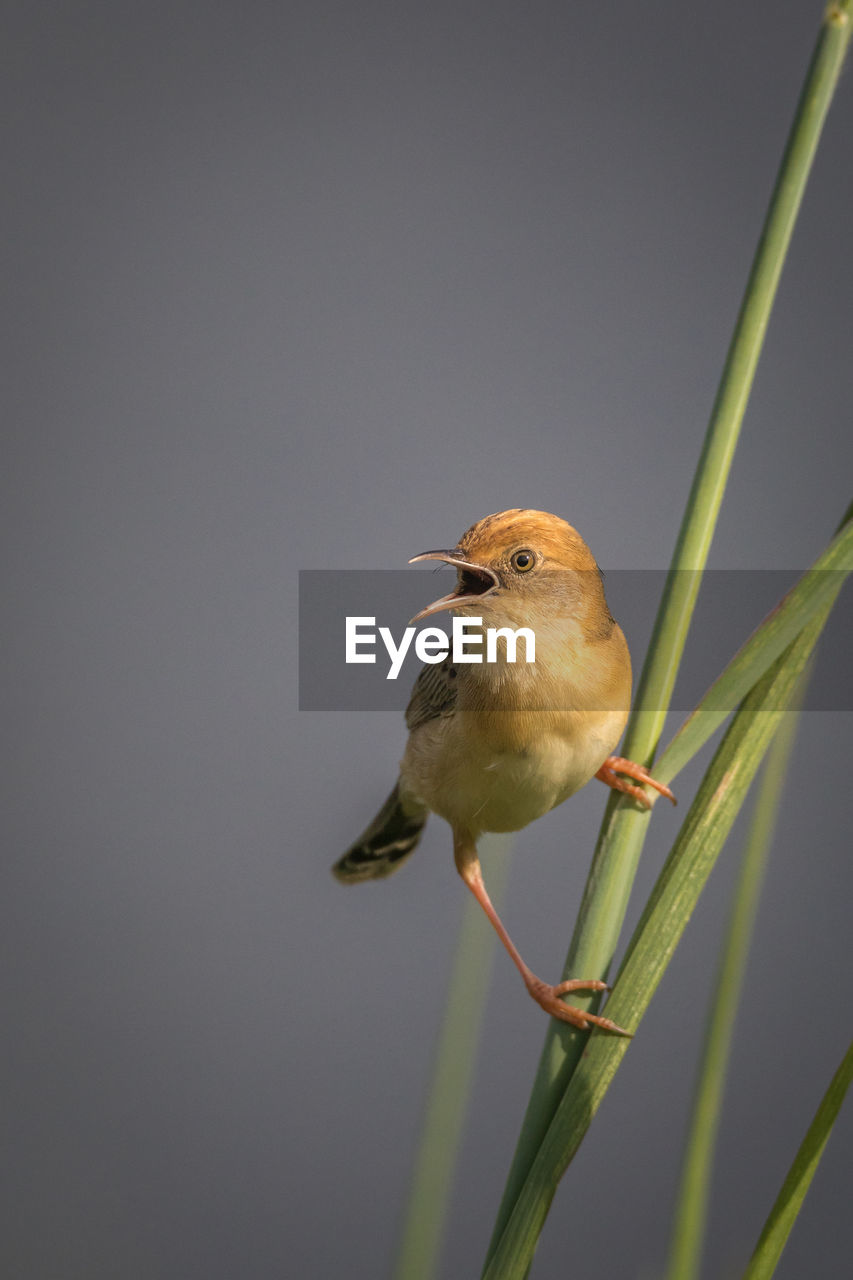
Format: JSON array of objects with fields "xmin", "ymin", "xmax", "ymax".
[{"xmin": 401, "ymin": 708, "xmax": 626, "ymax": 836}]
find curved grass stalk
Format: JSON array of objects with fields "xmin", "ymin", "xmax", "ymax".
[
  {"xmin": 485, "ymin": 6, "xmax": 853, "ymax": 1266},
  {"xmin": 656, "ymin": 519, "xmax": 853, "ymax": 786},
  {"xmin": 665, "ymin": 687, "xmax": 806, "ymax": 1280},
  {"xmin": 662, "ymin": 502, "xmax": 853, "ymax": 1280},
  {"xmin": 482, "ymin": 599, "xmax": 839, "ymax": 1279},
  {"xmin": 393, "ymin": 836, "xmax": 512, "ymax": 1280},
  {"xmin": 742, "ymin": 1039, "xmax": 853, "ymax": 1280}
]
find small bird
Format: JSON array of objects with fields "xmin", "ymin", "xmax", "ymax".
[{"xmin": 333, "ymin": 509, "xmax": 674, "ymax": 1033}]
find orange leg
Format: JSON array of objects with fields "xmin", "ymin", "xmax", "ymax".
[
  {"xmin": 596, "ymin": 756, "xmax": 676, "ymax": 809},
  {"xmin": 453, "ymin": 831, "xmax": 630, "ymax": 1035}
]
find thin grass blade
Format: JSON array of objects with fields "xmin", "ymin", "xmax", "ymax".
[
  {"xmin": 485, "ymin": 7, "xmax": 853, "ymax": 1265},
  {"xmin": 741, "ymin": 1039, "xmax": 853, "ymax": 1280},
  {"xmin": 656, "ymin": 521, "xmax": 852, "ymax": 786},
  {"xmin": 665, "ymin": 684, "xmax": 807, "ymax": 1280},
  {"xmin": 483, "ymin": 600, "xmax": 838, "ymax": 1280},
  {"xmin": 393, "ymin": 837, "xmax": 511, "ymax": 1280}
]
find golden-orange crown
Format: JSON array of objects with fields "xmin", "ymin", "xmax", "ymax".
[{"xmin": 456, "ymin": 509, "xmax": 598, "ymax": 572}]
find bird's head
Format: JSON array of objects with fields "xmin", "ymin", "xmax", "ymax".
[{"xmin": 409, "ymin": 508, "xmax": 612, "ymax": 634}]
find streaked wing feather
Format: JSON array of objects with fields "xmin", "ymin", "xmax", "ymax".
[{"xmin": 405, "ymin": 658, "xmax": 458, "ymax": 731}]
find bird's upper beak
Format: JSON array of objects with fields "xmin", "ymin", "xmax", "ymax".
[{"xmin": 408, "ymin": 549, "xmax": 499, "ymax": 623}]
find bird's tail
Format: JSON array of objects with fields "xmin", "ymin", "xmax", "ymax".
[{"xmin": 333, "ymin": 784, "xmax": 427, "ymax": 883}]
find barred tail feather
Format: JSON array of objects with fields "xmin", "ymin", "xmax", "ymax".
[{"xmin": 333, "ymin": 784, "xmax": 427, "ymax": 883}]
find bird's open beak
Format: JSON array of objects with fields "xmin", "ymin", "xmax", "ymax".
[{"xmin": 408, "ymin": 550, "xmax": 499, "ymax": 623}]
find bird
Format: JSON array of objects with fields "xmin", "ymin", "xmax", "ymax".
[{"xmin": 332, "ymin": 509, "xmax": 674, "ymax": 1033}]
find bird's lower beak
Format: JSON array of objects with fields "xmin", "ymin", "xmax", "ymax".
[{"xmin": 408, "ymin": 550, "xmax": 499, "ymax": 623}]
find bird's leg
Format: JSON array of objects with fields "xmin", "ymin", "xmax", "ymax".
[
  {"xmin": 452, "ymin": 831, "xmax": 630, "ymax": 1034},
  {"xmin": 596, "ymin": 756, "xmax": 676, "ymax": 809}
]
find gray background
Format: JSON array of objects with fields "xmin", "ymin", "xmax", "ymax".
[{"xmin": 3, "ymin": 2, "xmax": 851, "ymax": 1278}]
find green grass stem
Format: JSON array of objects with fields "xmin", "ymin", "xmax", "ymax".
[
  {"xmin": 656, "ymin": 525, "xmax": 853, "ymax": 786},
  {"xmin": 742, "ymin": 1039, "xmax": 853, "ymax": 1280},
  {"xmin": 393, "ymin": 837, "xmax": 511, "ymax": 1280},
  {"xmin": 485, "ymin": 6, "xmax": 853, "ymax": 1266},
  {"xmin": 482, "ymin": 598, "xmax": 839, "ymax": 1279},
  {"xmin": 662, "ymin": 503, "xmax": 853, "ymax": 1280},
  {"xmin": 664, "ymin": 690, "xmax": 805, "ymax": 1280}
]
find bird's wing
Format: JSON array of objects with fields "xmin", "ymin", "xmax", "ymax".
[{"xmin": 405, "ymin": 658, "xmax": 458, "ymax": 731}]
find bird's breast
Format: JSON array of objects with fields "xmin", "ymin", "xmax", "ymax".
[
  {"xmin": 399, "ymin": 615, "xmax": 631, "ymax": 835},
  {"xmin": 401, "ymin": 704, "xmax": 628, "ymax": 835}
]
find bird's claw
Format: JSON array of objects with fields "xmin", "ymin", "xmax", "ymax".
[
  {"xmin": 524, "ymin": 975, "xmax": 631, "ymax": 1036},
  {"xmin": 596, "ymin": 756, "xmax": 676, "ymax": 809}
]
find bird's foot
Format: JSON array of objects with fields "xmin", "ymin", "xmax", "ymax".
[
  {"xmin": 524, "ymin": 974, "xmax": 631, "ymax": 1035},
  {"xmin": 596, "ymin": 756, "xmax": 676, "ymax": 809}
]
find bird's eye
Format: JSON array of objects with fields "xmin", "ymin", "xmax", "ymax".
[{"xmin": 511, "ymin": 549, "xmax": 535, "ymax": 573}]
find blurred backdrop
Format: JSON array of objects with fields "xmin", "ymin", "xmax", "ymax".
[{"xmin": 3, "ymin": 2, "xmax": 851, "ymax": 1277}]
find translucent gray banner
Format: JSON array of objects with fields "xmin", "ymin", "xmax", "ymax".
[{"xmin": 298, "ymin": 569, "xmax": 850, "ymax": 712}]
